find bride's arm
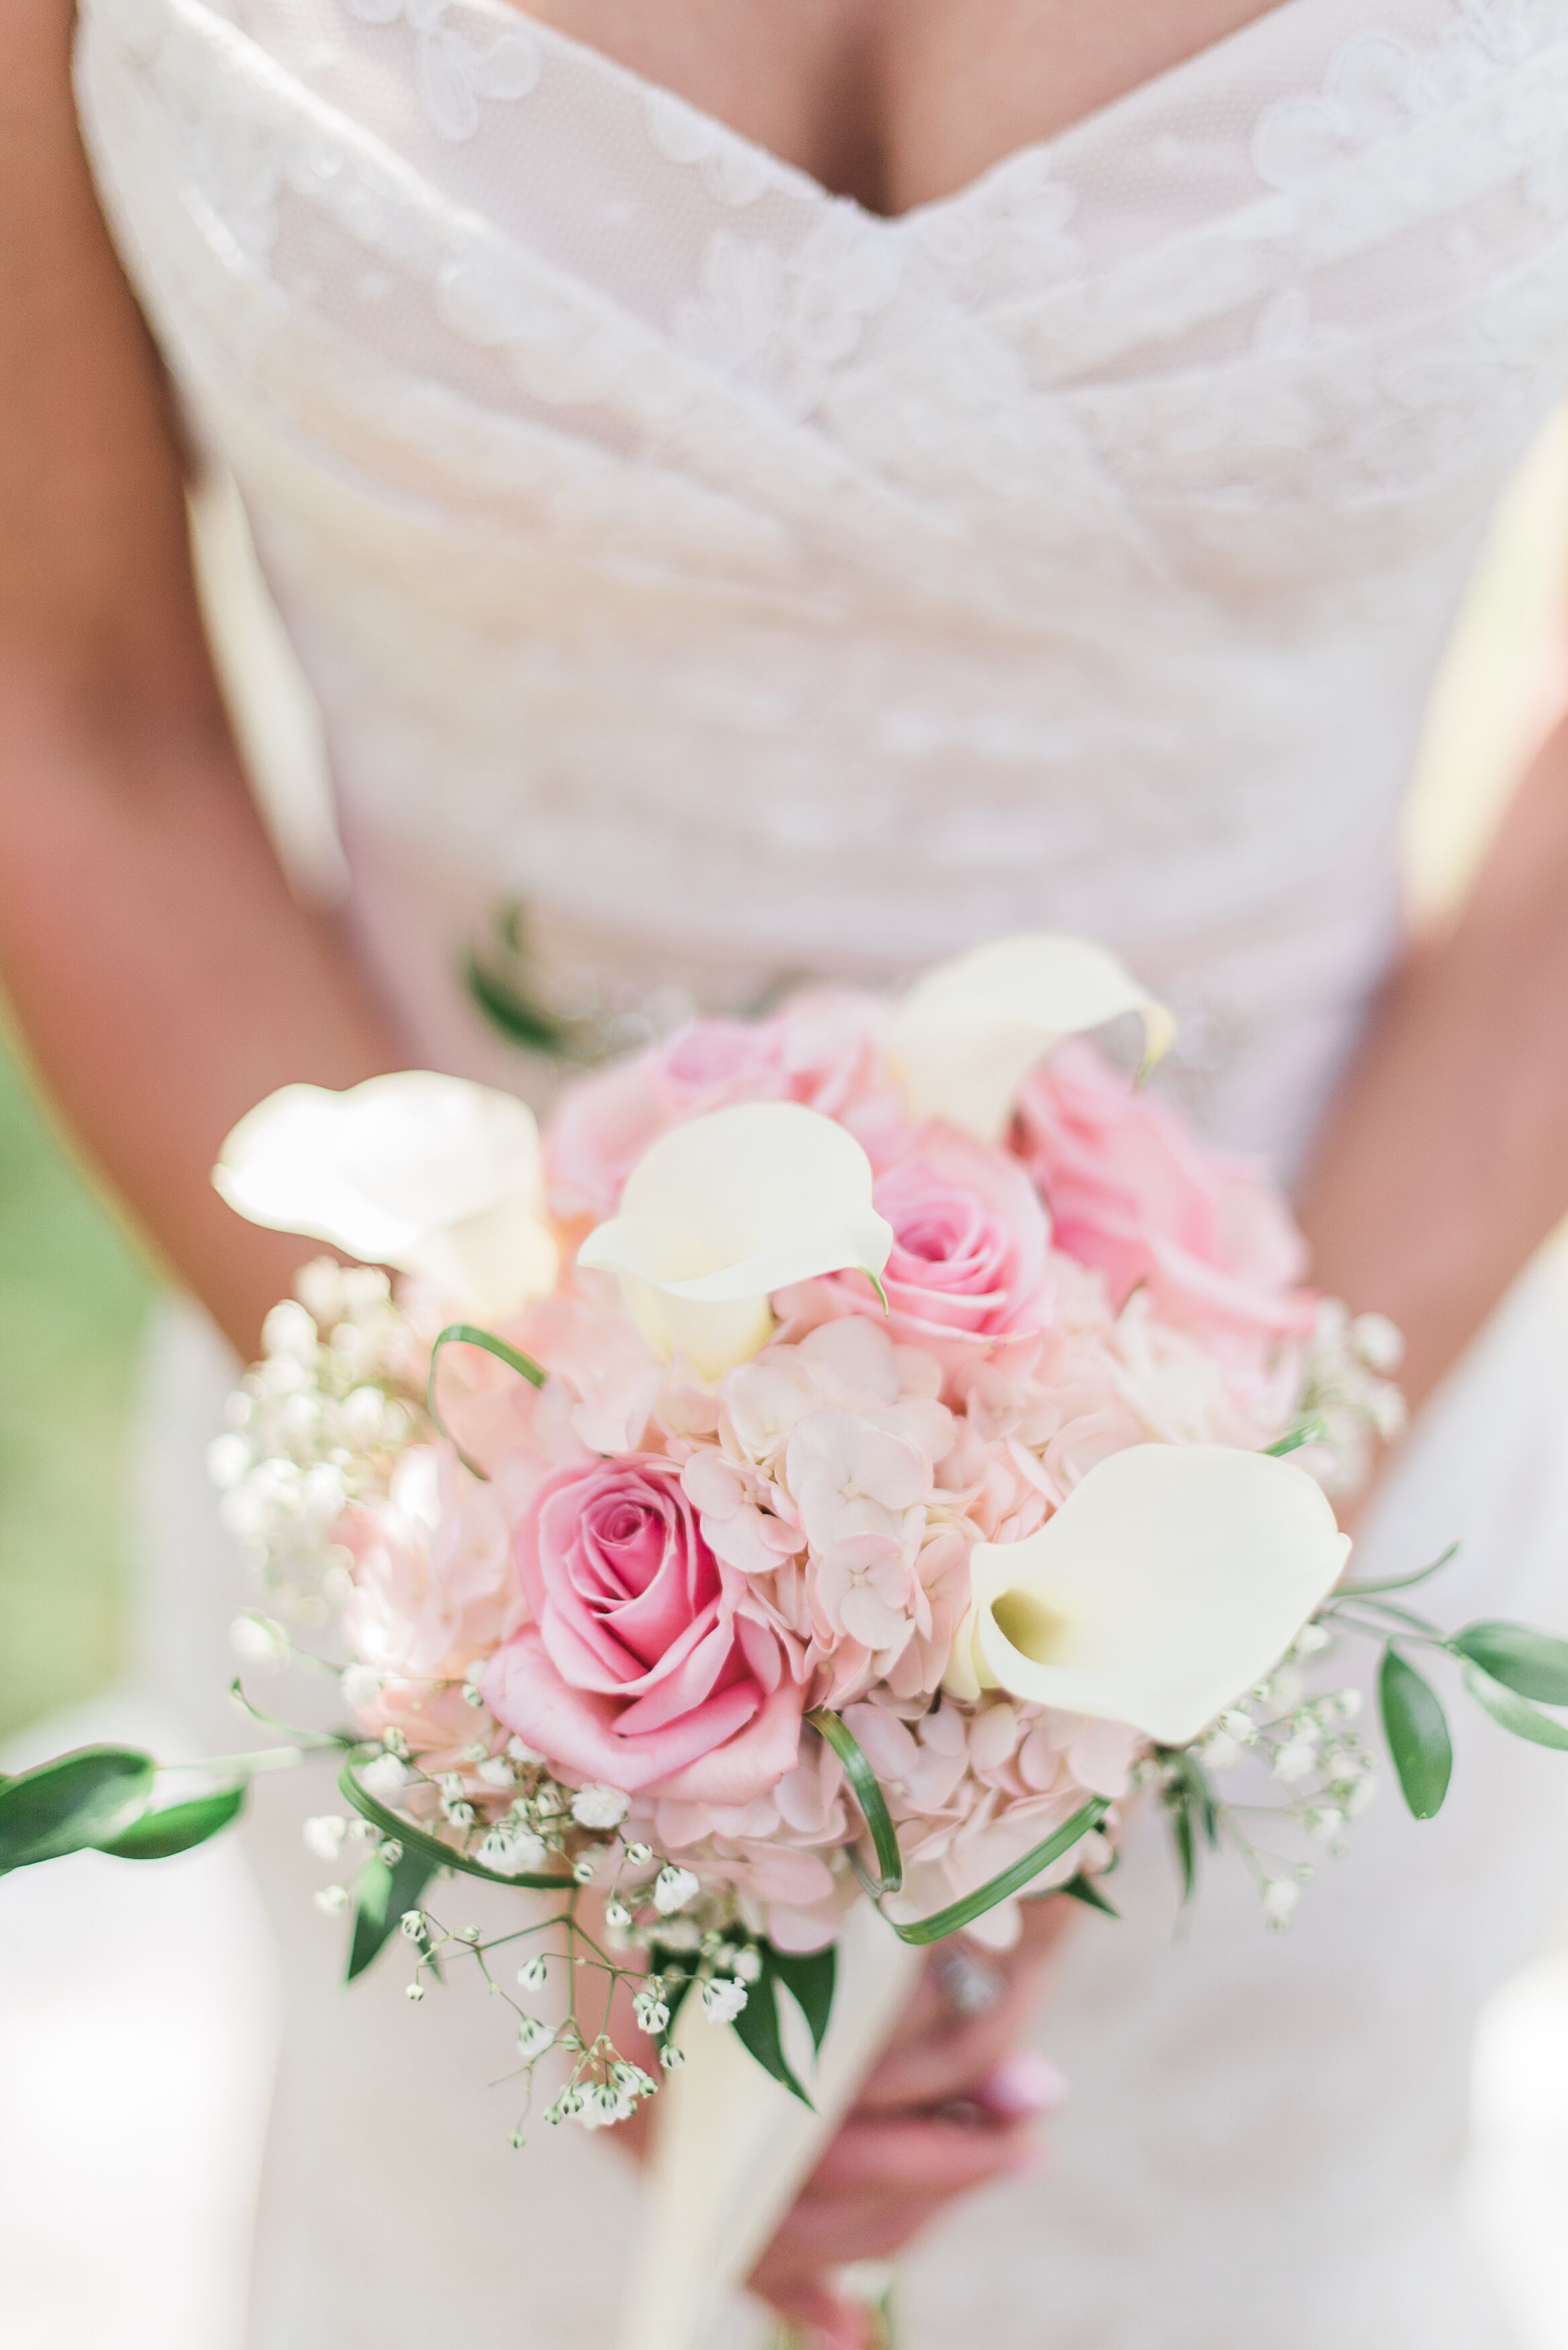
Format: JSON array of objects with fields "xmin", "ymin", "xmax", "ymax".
[
  {"xmin": 0, "ymin": 0, "xmax": 403, "ymax": 1355},
  {"xmin": 1297, "ymin": 703, "xmax": 1568, "ymax": 1418}
]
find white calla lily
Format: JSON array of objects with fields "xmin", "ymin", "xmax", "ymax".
[
  {"xmin": 944, "ymin": 1444, "xmax": 1349, "ymax": 1746},
  {"xmin": 214, "ymin": 1072, "xmax": 558, "ymax": 1318},
  {"xmin": 888, "ymin": 932, "xmax": 1175, "ymax": 1142},
  {"xmin": 577, "ymin": 1102, "xmax": 894, "ymax": 1382}
]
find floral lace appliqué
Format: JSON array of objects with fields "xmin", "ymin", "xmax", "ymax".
[{"xmin": 344, "ymin": 0, "xmax": 540, "ymax": 142}]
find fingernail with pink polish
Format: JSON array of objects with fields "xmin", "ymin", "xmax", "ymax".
[{"xmin": 980, "ymin": 2052, "xmax": 1070, "ymax": 2118}]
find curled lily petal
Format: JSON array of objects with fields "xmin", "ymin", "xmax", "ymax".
[
  {"xmin": 577, "ymin": 1102, "xmax": 893, "ymax": 1380},
  {"xmin": 887, "ymin": 933, "xmax": 1175, "ymax": 1143},
  {"xmin": 213, "ymin": 1072, "xmax": 558, "ymax": 1318},
  {"xmin": 946, "ymin": 1445, "xmax": 1349, "ymax": 1746}
]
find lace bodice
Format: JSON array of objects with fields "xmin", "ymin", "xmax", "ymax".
[{"xmin": 73, "ymin": 0, "xmax": 1568, "ymax": 1166}]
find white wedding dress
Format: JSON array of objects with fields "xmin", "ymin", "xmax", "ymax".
[{"xmin": 56, "ymin": 0, "xmax": 1568, "ymax": 2340}]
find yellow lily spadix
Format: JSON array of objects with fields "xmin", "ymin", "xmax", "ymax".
[
  {"xmin": 944, "ymin": 1444, "xmax": 1351, "ymax": 1746},
  {"xmin": 577, "ymin": 1100, "xmax": 895, "ymax": 1382},
  {"xmin": 887, "ymin": 931, "xmax": 1175, "ymax": 1143}
]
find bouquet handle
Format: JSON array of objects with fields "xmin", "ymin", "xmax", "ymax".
[{"xmin": 621, "ymin": 1903, "xmax": 924, "ymax": 2350}]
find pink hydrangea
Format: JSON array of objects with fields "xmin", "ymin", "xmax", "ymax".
[
  {"xmin": 848, "ymin": 1696, "xmax": 1131, "ymax": 1950},
  {"xmin": 650, "ymin": 1734, "xmax": 861, "ymax": 1952}
]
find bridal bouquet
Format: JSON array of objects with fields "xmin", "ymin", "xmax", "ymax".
[{"xmin": 6, "ymin": 935, "xmax": 1568, "ymax": 2281}]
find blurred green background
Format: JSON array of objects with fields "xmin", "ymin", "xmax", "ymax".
[{"xmin": 0, "ymin": 1029, "xmax": 155, "ymax": 1740}]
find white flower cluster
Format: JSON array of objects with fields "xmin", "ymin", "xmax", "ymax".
[
  {"xmin": 1189, "ymin": 1621, "xmax": 1377, "ymax": 1924},
  {"xmin": 301, "ymin": 1736, "xmax": 744, "ymax": 2143},
  {"xmin": 209, "ymin": 1261, "xmax": 421, "ymax": 1624},
  {"xmin": 1295, "ymin": 1302, "xmax": 1408, "ymax": 1496}
]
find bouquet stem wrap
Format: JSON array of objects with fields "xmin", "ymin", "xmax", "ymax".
[{"xmin": 622, "ymin": 1903, "xmax": 924, "ymax": 2350}]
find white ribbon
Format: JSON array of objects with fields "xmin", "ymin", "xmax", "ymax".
[{"xmin": 622, "ymin": 1903, "xmax": 924, "ymax": 2350}]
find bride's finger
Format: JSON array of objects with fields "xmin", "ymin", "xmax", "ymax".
[
  {"xmin": 761, "ymin": 2185, "xmax": 950, "ymax": 2265},
  {"xmin": 807, "ymin": 2110, "xmax": 1042, "ymax": 2197},
  {"xmin": 859, "ymin": 1900, "xmax": 1073, "ymax": 2090},
  {"xmin": 856, "ymin": 1967, "xmax": 1049, "ymax": 2109}
]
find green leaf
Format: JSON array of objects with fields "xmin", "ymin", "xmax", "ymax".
[
  {"xmin": 730, "ymin": 1971, "xmax": 814, "ymax": 2110},
  {"xmin": 766, "ymin": 1942, "xmax": 837, "ymax": 2055},
  {"xmin": 807, "ymin": 1709, "xmax": 903, "ymax": 1895},
  {"xmin": 464, "ymin": 953, "xmax": 575, "ymax": 1057},
  {"xmin": 1450, "ymin": 1621, "xmax": 1568, "ymax": 1707},
  {"xmin": 426, "ymin": 1324, "xmax": 548, "ymax": 1481},
  {"xmin": 1265, "ymin": 1420, "xmax": 1324, "ymax": 1459},
  {"xmin": 1173, "ymin": 1750, "xmax": 1222, "ymax": 1846},
  {"xmin": 1168, "ymin": 1789, "xmax": 1199, "ymax": 1904},
  {"xmin": 1378, "ymin": 1648, "xmax": 1453, "ymax": 1820},
  {"xmin": 1159, "ymin": 1748, "xmax": 1220, "ymax": 1906},
  {"xmin": 1461, "ymin": 1662, "xmax": 1568, "ymax": 1751},
  {"xmin": 0, "ymin": 1746, "xmax": 156, "ymax": 1870},
  {"xmin": 348, "ymin": 1845, "xmax": 436, "ymax": 1982},
  {"xmin": 1057, "ymin": 1870, "xmax": 1120, "ymax": 1919},
  {"xmin": 888, "ymin": 1799, "xmax": 1109, "ymax": 1946},
  {"xmin": 338, "ymin": 1762, "xmax": 574, "ymax": 1892},
  {"xmin": 97, "ymin": 1785, "xmax": 246, "ymax": 1859}
]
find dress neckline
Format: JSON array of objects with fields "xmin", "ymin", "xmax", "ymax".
[{"xmin": 481, "ymin": 0, "xmax": 1311, "ymax": 225}]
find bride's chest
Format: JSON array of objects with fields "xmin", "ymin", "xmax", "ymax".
[{"xmin": 507, "ymin": 0, "xmax": 1288, "ymax": 218}]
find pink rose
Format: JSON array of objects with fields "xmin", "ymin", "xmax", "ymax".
[
  {"xmin": 1016, "ymin": 1041, "xmax": 1312, "ymax": 1348},
  {"xmin": 483, "ymin": 1457, "xmax": 805, "ymax": 1803},
  {"xmin": 824, "ymin": 1127, "xmax": 1052, "ymax": 1361},
  {"xmin": 545, "ymin": 992, "xmax": 899, "ymax": 1219}
]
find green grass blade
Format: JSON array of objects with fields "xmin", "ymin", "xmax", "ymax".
[
  {"xmin": 426, "ymin": 1323, "xmax": 548, "ymax": 1480},
  {"xmin": 889, "ymin": 1799, "xmax": 1109, "ymax": 1946},
  {"xmin": 338, "ymin": 1761, "xmax": 574, "ymax": 1891},
  {"xmin": 808, "ymin": 1709, "xmax": 903, "ymax": 1895}
]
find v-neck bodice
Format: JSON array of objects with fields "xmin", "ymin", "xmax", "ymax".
[
  {"xmin": 74, "ymin": 0, "xmax": 1568, "ymax": 1166},
  {"xmin": 458, "ymin": 0, "xmax": 1312, "ymax": 226}
]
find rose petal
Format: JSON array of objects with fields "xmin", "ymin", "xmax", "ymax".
[{"xmin": 484, "ymin": 1631, "xmax": 760, "ymax": 1792}]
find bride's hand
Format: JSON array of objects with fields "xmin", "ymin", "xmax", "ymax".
[{"xmin": 748, "ymin": 1897, "xmax": 1073, "ymax": 2350}]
